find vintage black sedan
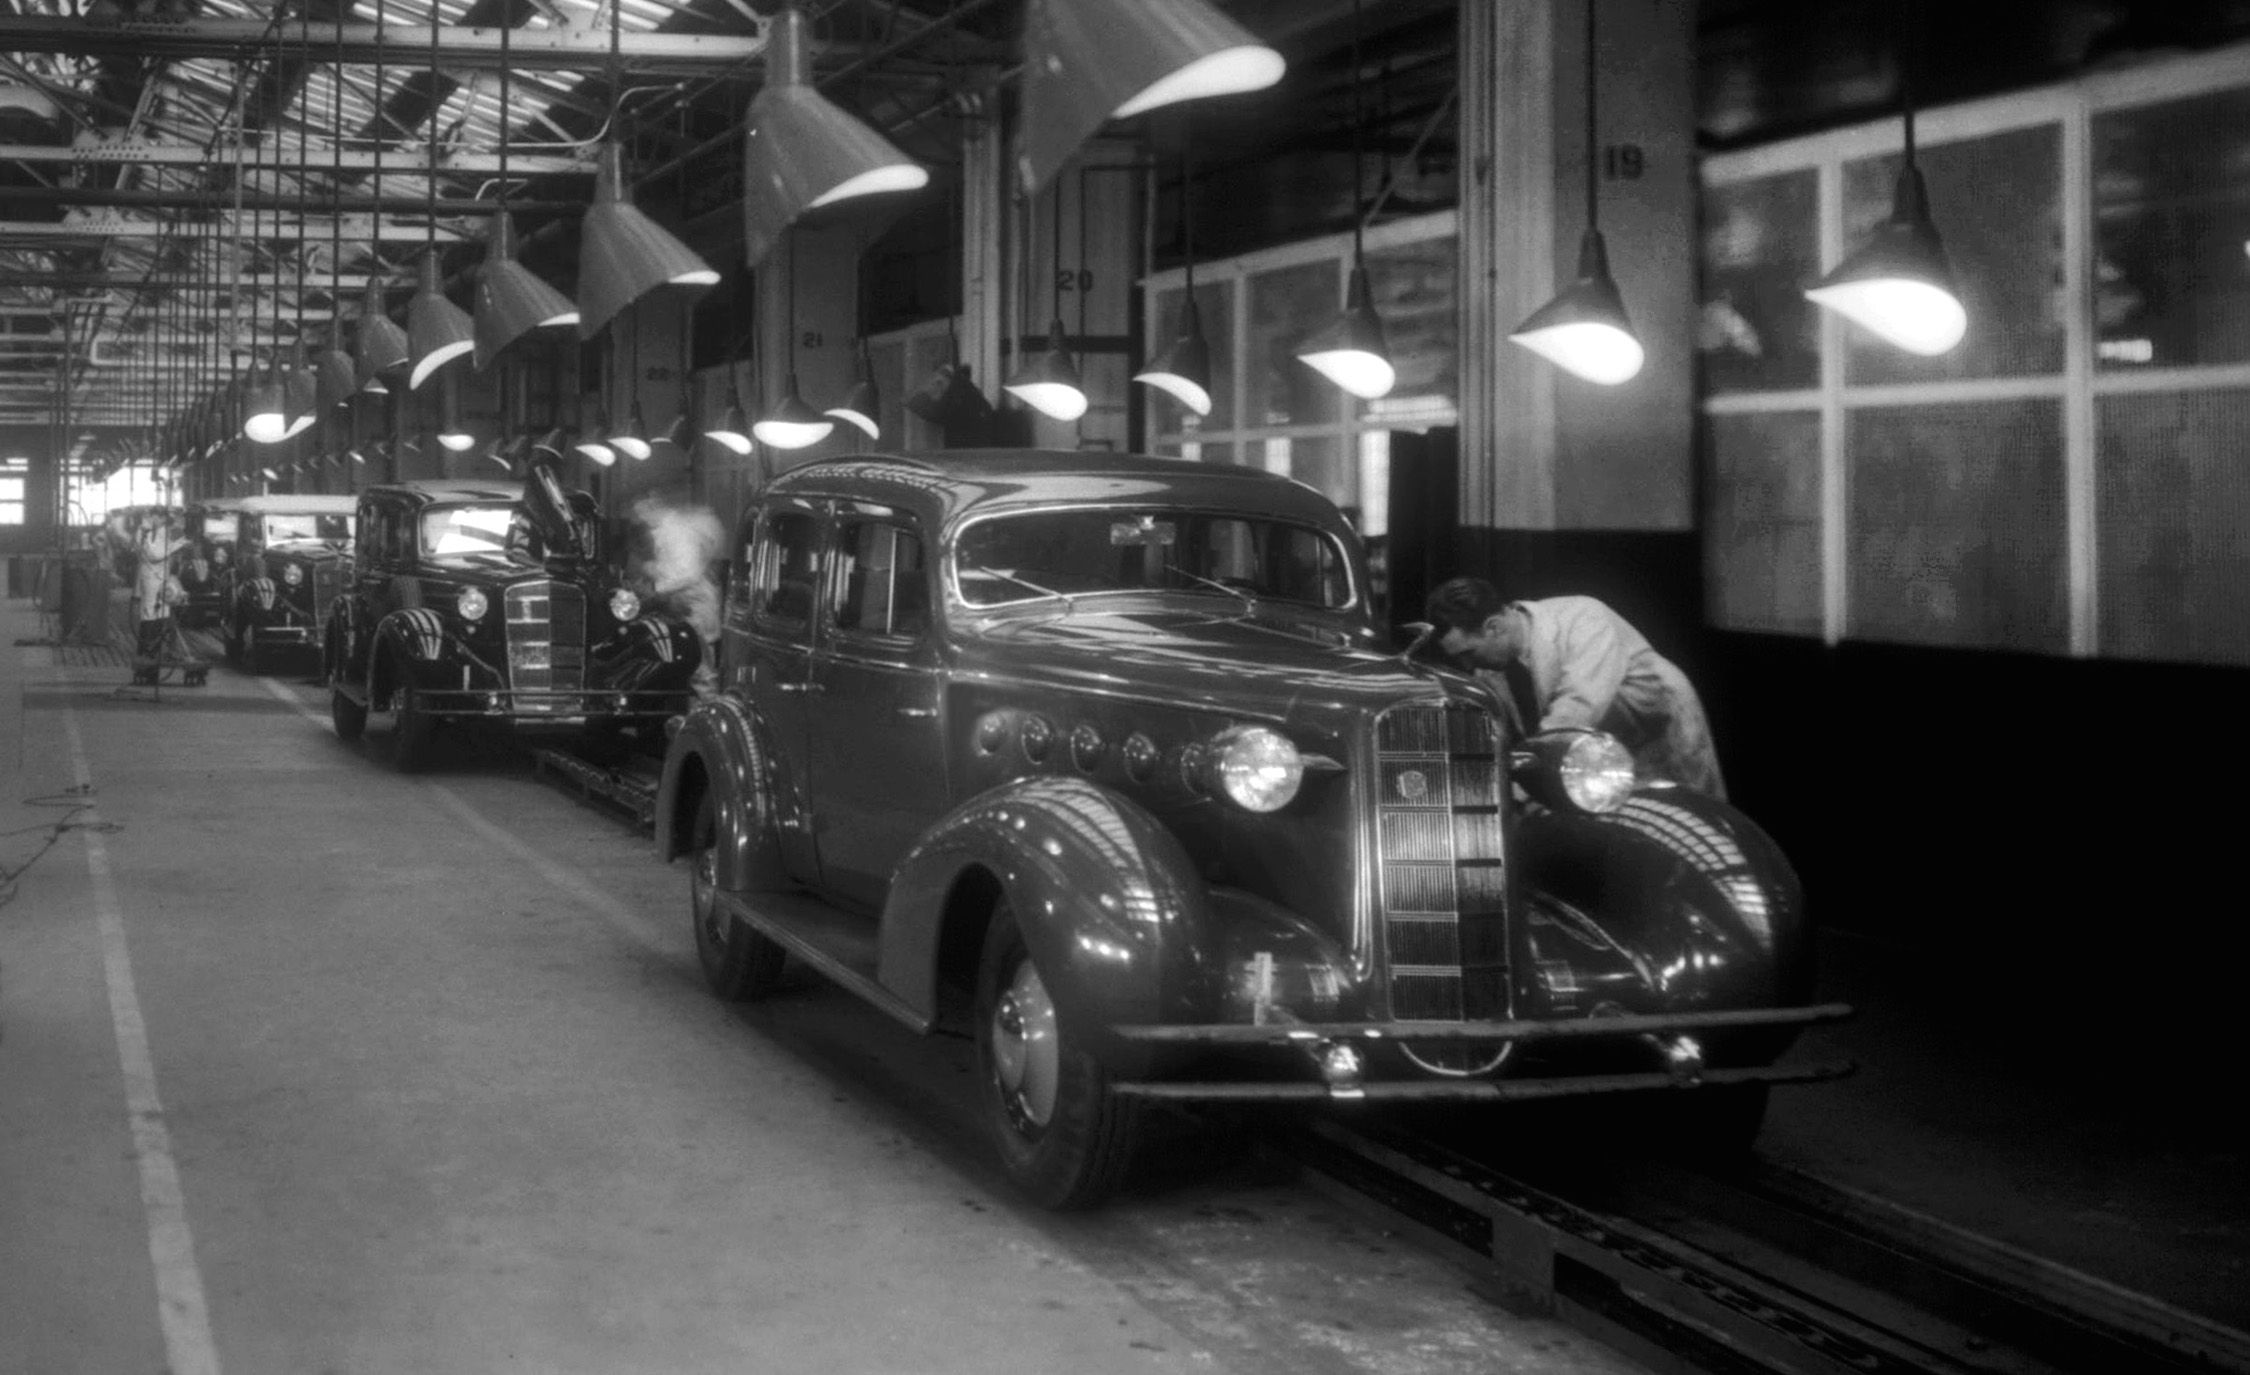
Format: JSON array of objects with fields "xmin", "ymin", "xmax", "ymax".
[
  {"xmin": 655, "ymin": 452, "xmax": 1846, "ymax": 1208},
  {"xmin": 324, "ymin": 467, "xmax": 701, "ymax": 771},
  {"xmin": 176, "ymin": 499, "xmax": 245, "ymax": 630},
  {"xmin": 221, "ymin": 494, "xmax": 357, "ymax": 674}
]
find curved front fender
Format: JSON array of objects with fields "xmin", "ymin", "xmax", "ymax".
[
  {"xmin": 655, "ymin": 693, "xmax": 789, "ymax": 891},
  {"xmin": 878, "ymin": 776, "xmax": 1218, "ymax": 1035},
  {"xmin": 1516, "ymin": 787, "xmax": 1811, "ymax": 1021}
]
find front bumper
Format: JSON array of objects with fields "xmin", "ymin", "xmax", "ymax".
[
  {"xmin": 1106, "ymin": 1002, "xmax": 1855, "ymax": 1102},
  {"xmin": 414, "ymin": 687, "xmax": 690, "ymax": 725}
]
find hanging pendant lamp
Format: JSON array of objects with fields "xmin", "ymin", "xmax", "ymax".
[
  {"xmin": 475, "ymin": 19, "xmax": 578, "ymax": 366},
  {"xmin": 706, "ymin": 384, "xmax": 754, "ymax": 454},
  {"xmin": 282, "ymin": 341, "xmax": 320, "ymax": 439},
  {"xmin": 1295, "ymin": 1, "xmax": 1394, "ymax": 400},
  {"xmin": 408, "ymin": 251, "xmax": 476, "ymax": 389},
  {"xmin": 742, "ymin": 6, "xmax": 928, "ymax": 269},
  {"xmin": 476, "ymin": 216, "xmax": 579, "ymax": 367},
  {"xmin": 357, "ymin": 279, "xmax": 409, "ymax": 392},
  {"xmin": 608, "ymin": 308, "xmax": 653, "ymax": 460},
  {"xmin": 578, "ymin": 141, "xmax": 721, "ymax": 337},
  {"xmin": 1134, "ymin": 137, "xmax": 1213, "ymax": 416},
  {"xmin": 1018, "ymin": 0, "xmax": 1284, "ymax": 194},
  {"xmin": 1508, "ymin": 0, "xmax": 1644, "ymax": 385},
  {"xmin": 435, "ymin": 371, "xmax": 475, "ymax": 452},
  {"xmin": 754, "ymin": 374, "xmax": 834, "ymax": 449},
  {"xmin": 1006, "ymin": 186, "xmax": 1088, "ymax": 421},
  {"xmin": 1803, "ymin": 27, "xmax": 1965, "ymax": 361},
  {"xmin": 757, "ymin": 232, "xmax": 834, "ymax": 449},
  {"xmin": 243, "ymin": 358, "xmax": 289, "ymax": 443},
  {"xmin": 316, "ymin": 320, "xmax": 359, "ymax": 410},
  {"xmin": 825, "ymin": 374, "xmax": 879, "ymax": 440}
]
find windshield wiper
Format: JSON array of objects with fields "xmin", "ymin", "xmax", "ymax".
[
  {"xmin": 960, "ymin": 565, "xmax": 1075, "ymax": 610},
  {"xmin": 1165, "ymin": 564, "xmax": 1257, "ymax": 615}
]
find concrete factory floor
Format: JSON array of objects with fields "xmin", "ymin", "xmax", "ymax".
[{"xmin": 0, "ymin": 597, "xmax": 1641, "ymax": 1375}]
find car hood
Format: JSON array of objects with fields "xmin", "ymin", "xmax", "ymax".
[
  {"xmin": 963, "ymin": 602, "xmax": 1451, "ymax": 721},
  {"xmin": 420, "ymin": 551, "xmax": 589, "ymax": 586}
]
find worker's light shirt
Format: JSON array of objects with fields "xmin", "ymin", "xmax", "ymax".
[{"xmin": 1509, "ymin": 595, "xmax": 1727, "ymax": 798}]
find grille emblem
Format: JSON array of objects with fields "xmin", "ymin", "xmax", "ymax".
[{"xmin": 1397, "ymin": 769, "xmax": 1428, "ymax": 802}]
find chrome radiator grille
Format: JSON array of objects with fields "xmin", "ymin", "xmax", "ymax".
[
  {"xmin": 1373, "ymin": 703, "xmax": 1509, "ymax": 1021},
  {"xmin": 504, "ymin": 581, "xmax": 587, "ymax": 711},
  {"xmin": 310, "ymin": 562, "xmax": 344, "ymax": 626}
]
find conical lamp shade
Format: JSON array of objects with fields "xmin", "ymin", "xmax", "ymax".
[
  {"xmin": 355, "ymin": 281, "xmax": 409, "ymax": 393},
  {"xmin": 706, "ymin": 393, "xmax": 753, "ymax": 454},
  {"xmin": 475, "ymin": 214, "xmax": 579, "ymax": 367},
  {"xmin": 1508, "ymin": 228, "xmax": 1645, "ymax": 385},
  {"xmin": 1005, "ymin": 319, "xmax": 1089, "ymax": 420},
  {"xmin": 1133, "ymin": 295, "xmax": 1213, "ymax": 415},
  {"xmin": 611, "ymin": 405, "xmax": 653, "ymax": 461},
  {"xmin": 579, "ymin": 142, "xmax": 720, "ymax": 338},
  {"xmin": 1805, "ymin": 164, "xmax": 1966, "ymax": 356},
  {"xmin": 316, "ymin": 322, "xmax": 359, "ymax": 410},
  {"xmin": 1297, "ymin": 263, "xmax": 1395, "ymax": 399},
  {"xmin": 575, "ymin": 413, "xmax": 617, "ymax": 467},
  {"xmin": 742, "ymin": 8, "xmax": 929, "ymax": 268},
  {"xmin": 1018, "ymin": 0, "xmax": 1284, "ymax": 193},
  {"xmin": 407, "ymin": 252, "xmax": 475, "ymax": 389},
  {"xmin": 282, "ymin": 346, "xmax": 319, "ymax": 438},
  {"xmin": 243, "ymin": 362, "xmax": 289, "ymax": 443},
  {"xmin": 825, "ymin": 379, "xmax": 879, "ymax": 439},
  {"xmin": 754, "ymin": 375, "xmax": 835, "ymax": 449}
]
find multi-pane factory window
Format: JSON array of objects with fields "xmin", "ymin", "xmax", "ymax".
[
  {"xmin": 0, "ymin": 458, "xmax": 24, "ymax": 525},
  {"xmin": 1700, "ymin": 46, "xmax": 2250, "ymax": 668},
  {"xmin": 1139, "ymin": 211, "xmax": 1459, "ymax": 540}
]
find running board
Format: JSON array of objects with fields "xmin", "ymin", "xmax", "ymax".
[{"xmin": 716, "ymin": 890, "xmax": 933, "ymax": 1035}]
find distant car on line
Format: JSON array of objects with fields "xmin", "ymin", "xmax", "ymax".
[
  {"xmin": 220, "ymin": 494, "xmax": 357, "ymax": 674},
  {"xmin": 655, "ymin": 451, "xmax": 1847, "ymax": 1208},
  {"xmin": 323, "ymin": 468, "xmax": 701, "ymax": 771}
]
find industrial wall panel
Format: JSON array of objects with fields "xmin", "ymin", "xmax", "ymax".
[
  {"xmin": 2093, "ymin": 87, "xmax": 2250, "ymax": 372},
  {"xmin": 1699, "ymin": 169, "xmax": 1821, "ymax": 395},
  {"xmin": 2096, "ymin": 388, "xmax": 2250, "ymax": 666},
  {"xmin": 1848, "ymin": 399, "xmax": 2068, "ymax": 652},
  {"xmin": 1704, "ymin": 410, "xmax": 1823, "ymax": 635}
]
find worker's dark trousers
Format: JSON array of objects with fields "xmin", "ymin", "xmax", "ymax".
[{"xmin": 136, "ymin": 617, "xmax": 166, "ymax": 658}]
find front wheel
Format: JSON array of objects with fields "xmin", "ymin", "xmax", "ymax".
[
  {"xmin": 974, "ymin": 899, "xmax": 1140, "ymax": 1209},
  {"xmin": 388, "ymin": 672, "xmax": 435, "ymax": 773},
  {"xmin": 330, "ymin": 685, "xmax": 367, "ymax": 742},
  {"xmin": 690, "ymin": 791, "xmax": 787, "ymax": 999}
]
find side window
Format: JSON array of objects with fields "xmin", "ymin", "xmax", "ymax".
[
  {"xmin": 356, "ymin": 509, "xmax": 382, "ymax": 565},
  {"xmin": 390, "ymin": 510, "xmax": 416, "ymax": 563},
  {"xmin": 751, "ymin": 510, "xmax": 819, "ymax": 630},
  {"xmin": 831, "ymin": 521, "xmax": 929, "ymax": 641}
]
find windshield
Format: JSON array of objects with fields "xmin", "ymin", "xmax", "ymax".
[
  {"xmin": 259, "ymin": 513, "xmax": 352, "ymax": 545},
  {"xmin": 420, "ymin": 504, "xmax": 520, "ymax": 557},
  {"xmin": 954, "ymin": 507, "xmax": 1354, "ymax": 610}
]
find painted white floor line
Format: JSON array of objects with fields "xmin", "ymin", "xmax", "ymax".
[
  {"xmin": 254, "ymin": 676, "xmax": 675, "ymax": 961},
  {"xmin": 61, "ymin": 706, "xmax": 225, "ymax": 1375}
]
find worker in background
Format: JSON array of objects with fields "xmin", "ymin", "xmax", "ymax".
[{"xmin": 1425, "ymin": 576, "xmax": 1727, "ymax": 798}]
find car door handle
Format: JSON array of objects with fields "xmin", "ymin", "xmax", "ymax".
[
  {"xmin": 775, "ymin": 681, "xmax": 825, "ymax": 694},
  {"xmin": 896, "ymin": 706, "xmax": 937, "ymax": 719}
]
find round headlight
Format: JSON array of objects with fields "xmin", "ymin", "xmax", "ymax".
[
  {"xmin": 1559, "ymin": 732, "xmax": 1637, "ymax": 813},
  {"xmin": 609, "ymin": 588, "xmax": 641, "ymax": 622},
  {"xmin": 1210, "ymin": 726, "xmax": 1304, "ymax": 813},
  {"xmin": 456, "ymin": 587, "xmax": 488, "ymax": 623},
  {"xmin": 282, "ymin": 563, "xmax": 304, "ymax": 587}
]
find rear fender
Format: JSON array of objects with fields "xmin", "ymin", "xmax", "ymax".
[
  {"xmin": 1517, "ymin": 788, "xmax": 1811, "ymax": 1021},
  {"xmin": 877, "ymin": 776, "xmax": 1217, "ymax": 1034},
  {"xmin": 654, "ymin": 693, "xmax": 789, "ymax": 891}
]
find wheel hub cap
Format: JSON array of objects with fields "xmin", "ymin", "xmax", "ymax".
[{"xmin": 991, "ymin": 961, "xmax": 1059, "ymax": 1133}]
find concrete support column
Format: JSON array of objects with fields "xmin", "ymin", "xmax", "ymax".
[
  {"xmin": 1458, "ymin": 0, "xmax": 1695, "ymax": 534},
  {"xmin": 754, "ymin": 224, "xmax": 862, "ymax": 472},
  {"xmin": 960, "ymin": 95, "xmax": 1007, "ymax": 414}
]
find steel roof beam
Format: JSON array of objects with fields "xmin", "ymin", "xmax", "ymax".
[
  {"xmin": 0, "ymin": 20, "xmax": 768, "ymax": 75},
  {"xmin": 2, "ymin": 140, "xmax": 593, "ymax": 177},
  {"xmin": 0, "ymin": 215, "xmax": 469, "ymax": 243}
]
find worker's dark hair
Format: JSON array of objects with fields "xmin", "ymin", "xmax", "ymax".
[{"xmin": 1425, "ymin": 576, "xmax": 1510, "ymax": 632}]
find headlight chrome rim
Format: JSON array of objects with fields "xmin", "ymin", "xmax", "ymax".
[
  {"xmin": 1558, "ymin": 731, "xmax": 1637, "ymax": 813},
  {"xmin": 1209, "ymin": 725, "xmax": 1304, "ymax": 813},
  {"xmin": 456, "ymin": 587, "xmax": 488, "ymax": 623},
  {"xmin": 609, "ymin": 588, "xmax": 642, "ymax": 622}
]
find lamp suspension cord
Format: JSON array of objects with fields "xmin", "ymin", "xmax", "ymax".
[
  {"xmin": 1049, "ymin": 178, "xmax": 1062, "ymax": 328},
  {"xmin": 427, "ymin": 0, "xmax": 441, "ymax": 263},
  {"xmin": 1899, "ymin": 0, "xmax": 1918, "ymax": 167},
  {"xmin": 1349, "ymin": 0, "xmax": 1364, "ymax": 263},
  {"xmin": 371, "ymin": 0, "xmax": 385, "ymax": 320},
  {"xmin": 1584, "ymin": 0, "xmax": 1598, "ymax": 234},
  {"xmin": 297, "ymin": 10, "xmax": 311, "ymax": 387},
  {"xmin": 331, "ymin": 8, "xmax": 345, "ymax": 369},
  {"xmin": 1180, "ymin": 130, "xmax": 1193, "ymax": 295},
  {"xmin": 1075, "ymin": 168, "xmax": 1087, "ymax": 349}
]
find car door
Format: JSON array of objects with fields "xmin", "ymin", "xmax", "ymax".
[
  {"xmin": 731, "ymin": 497, "xmax": 826, "ymax": 885},
  {"xmin": 340, "ymin": 499, "xmax": 394, "ymax": 679},
  {"xmin": 803, "ymin": 506, "xmax": 948, "ymax": 913}
]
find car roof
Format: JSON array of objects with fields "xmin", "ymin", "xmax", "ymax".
[
  {"xmin": 234, "ymin": 494, "xmax": 359, "ymax": 515},
  {"xmin": 766, "ymin": 450, "xmax": 1347, "ymax": 528},
  {"xmin": 362, "ymin": 479, "xmax": 520, "ymax": 505}
]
